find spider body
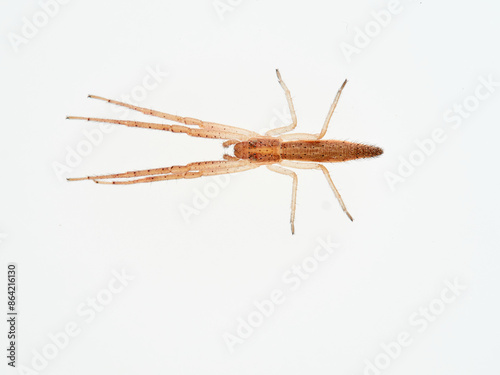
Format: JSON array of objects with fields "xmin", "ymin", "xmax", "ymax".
[
  {"xmin": 233, "ymin": 138, "xmax": 382, "ymax": 163},
  {"xmin": 67, "ymin": 70, "xmax": 383, "ymax": 233}
]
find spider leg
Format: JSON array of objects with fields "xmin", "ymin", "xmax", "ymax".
[
  {"xmin": 68, "ymin": 165, "xmax": 194, "ymax": 182},
  {"xmin": 267, "ymin": 164, "xmax": 298, "ymax": 234},
  {"xmin": 87, "ymin": 95, "xmax": 260, "ymax": 139},
  {"xmin": 222, "ymin": 139, "xmax": 239, "ymax": 148},
  {"xmin": 280, "ymin": 79, "xmax": 347, "ymax": 141},
  {"xmin": 66, "ymin": 116, "xmax": 248, "ymax": 140},
  {"xmin": 73, "ymin": 160, "xmax": 259, "ymax": 185},
  {"xmin": 265, "ymin": 69, "xmax": 298, "ymax": 137},
  {"xmin": 223, "ymin": 154, "xmax": 240, "ymax": 161},
  {"xmin": 280, "ymin": 161, "xmax": 353, "ymax": 222}
]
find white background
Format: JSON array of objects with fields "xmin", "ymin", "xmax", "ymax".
[{"xmin": 1, "ymin": 0, "xmax": 499, "ymax": 374}]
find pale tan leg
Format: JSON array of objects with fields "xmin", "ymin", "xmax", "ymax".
[
  {"xmin": 265, "ymin": 69, "xmax": 298, "ymax": 137},
  {"xmin": 66, "ymin": 116, "xmax": 247, "ymax": 140},
  {"xmin": 222, "ymin": 139, "xmax": 239, "ymax": 148},
  {"xmin": 267, "ymin": 165, "xmax": 298, "ymax": 234},
  {"xmin": 280, "ymin": 79, "xmax": 348, "ymax": 141},
  {"xmin": 280, "ymin": 161, "xmax": 353, "ymax": 221},
  {"xmin": 223, "ymin": 154, "xmax": 239, "ymax": 161},
  {"xmin": 68, "ymin": 165, "xmax": 177, "ymax": 181},
  {"xmin": 68, "ymin": 160, "xmax": 253, "ymax": 183},
  {"xmin": 92, "ymin": 160, "xmax": 259, "ymax": 185},
  {"xmin": 86, "ymin": 95, "xmax": 260, "ymax": 139}
]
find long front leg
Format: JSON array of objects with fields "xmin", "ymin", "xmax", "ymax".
[
  {"xmin": 280, "ymin": 161, "xmax": 353, "ymax": 222},
  {"xmin": 280, "ymin": 79, "xmax": 348, "ymax": 141},
  {"xmin": 267, "ymin": 165, "xmax": 298, "ymax": 234},
  {"xmin": 265, "ymin": 69, "xmax": 298, "ymax": 137},
  {"xmin": 66, "ymin": 116, "xmax": 248, "ymax": 140},
  {"xmin": 68, "ymin": 160, "xmax": 256, "ymax": 184},
  {"xmin": 87, "ymin": 95, "xmax": 260, "ymax": 139},
  {"xmin": 95, "ymin": 161, "xmax": 259, "ymax": 185}
]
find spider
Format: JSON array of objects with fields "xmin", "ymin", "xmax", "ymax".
[{"xmin": 67, "ymin": 69, "xmax": 383, "ymax": 233}]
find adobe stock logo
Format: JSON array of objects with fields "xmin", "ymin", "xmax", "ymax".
[
  {"xmin": 212, "ymin": 0, "xmax": 243, "ymax": 21},
  {"xmin": 222, "ymin": 236, "xmax": 339, "ymax": 354},
  {"xmin": 361, "ymin": 277, "xmax": 466, "ymax": 375},
  {"xmin": 179, "ymin": 102, "xmax": 292, "ymax": 223},
  {"xmin": 18, "ymin": 269, "xmax": 134, "ymax": 375},
  {"xmin": 340, "ymin": 0, "xmax": 404, "ymax": 63},
  {"xmin": 53, "ymin": 65, "xmax": 168, "ymax": 182},
  {"xmin": 385, "ymin": 75, "xmax": 499, "ymax": 191},
  {"xmin": 8, "ymin": 0, "xmax": 72, "ymax": 53}
]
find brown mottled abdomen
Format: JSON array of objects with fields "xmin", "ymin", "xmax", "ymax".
[{"xmin": 280, "ymin": 140, "xmax": 383, "ymax": 162}]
